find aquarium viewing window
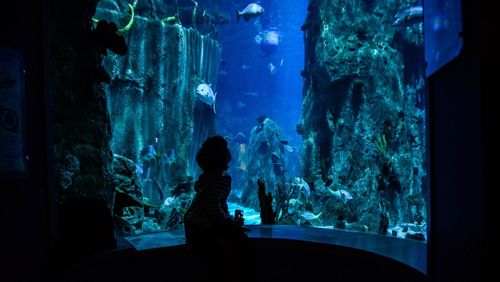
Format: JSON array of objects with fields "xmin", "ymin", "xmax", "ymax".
[
  {"xmin": 54, "ymin": 0, "xmax": 433, "ymax": 273},
  {"xmin": 94, "ymin": 0, "xmax": 429, "ymax": 240}
]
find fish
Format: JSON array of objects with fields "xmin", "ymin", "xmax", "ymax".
[
  {"xmin": 239, "ymin": 89, "xmax": 259, "ymax": 96},
  {"xmin": 393, "ymin": 5, "xmax": 423, "ymax": 27},
  {"xmin": 163, "ymin": 196, "xmax": 175, "ymax": 206},
  {"xmin": 255, "ymin": 29, "xmax": 280, "ymax": 56},
  {"xmin": 140, "ymin": 145, "xmax": 158, "ymax": 162},
  {"xmin": 283, "ymin": 145, "xmax": 294, "ymax": 153},
  {"xmin": 196, "ymin": 83, "xmax": 217, "ymax": 113},
  {"xmin": 236, "ymin": 101, "xmax": 247, "ymax": 108},
  {"xmin": 328, "ymin": 188, "xmax": 353, "ymax": 203},
  {"xmin": 268, "ymin": 62, "xmax": 277, "ymax": 74},
  {"xmin": 293, "ymin": 177, "xmax": 311, "ymax": 197},
  {"xmin": 241, "ymin": 64, "xmax": 251, "ymax": 70},
  {"xmin": 300, "ymin": 211, "xmax": 322, "ymax": 221},
  {"xmin": 236, "ymin": 3, "xmax": 265, "ymax": 22},
  {"xmin": 219, "ymin": 69, "xmax": 228, "ymax": 75},
  {"xmin": 280, "ymin": 58, "xmax": 284, "ymax": 67}
]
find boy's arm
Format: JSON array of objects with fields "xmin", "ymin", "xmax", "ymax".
[{"xmin": 221, "ymin": 175, "xmax": 231, "ymax": 217}]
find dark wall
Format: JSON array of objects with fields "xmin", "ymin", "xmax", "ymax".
[
  {"xmin": 0, "ymin": 1, "xmax": 54, "ymax": 281},
  {"xmin": 428, "ymin": 0, "xmax": 484, "ymax": 280}
]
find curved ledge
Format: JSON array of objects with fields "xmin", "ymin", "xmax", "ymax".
[
  {"xmin": 124, "ymin": 225, "xmax": 426, "ymax": 274},
  {"xmin": 59, "ymin": 226, "xmax": 426, "ymax": 281}
]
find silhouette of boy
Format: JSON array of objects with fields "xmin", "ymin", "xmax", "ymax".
[{"xmin": 184, "ymin": 135, "xmax": 255, "ymax": 282}]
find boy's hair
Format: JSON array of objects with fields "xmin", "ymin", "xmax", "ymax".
[{"xmin": 196, "ymin": 135, "xmax": 232, "ymax": 172}]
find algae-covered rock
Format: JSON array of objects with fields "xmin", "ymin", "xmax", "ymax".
[
  {"xmin": 301, "ymin": 0, "xmax": 427, "ymax": 239},
  {"xmin": 95, "ymin": 3, "xmax": 221, "ymax": 220},
  {"xmin": 241, "ymin": 117, "xmax": 288, "ymax": 208}
]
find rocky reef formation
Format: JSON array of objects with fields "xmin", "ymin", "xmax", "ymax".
[
  {"xmin": 240, "ymin": 117, "xmax": 289, "ymax": 209},
  {"xmin": 95, "ymin": 0, "xmax": 220, "ymax": 194},
  {"xmin": 299, "ymin": 0, "xmax": 427, "ymax": 239},
  {"xmin": 91, "ymin": 0, "xmax": 221, "ymax": 233},
  {"xmin": 52, "ymin": 0, "xmax": 221, "ymax": 235},
  {"xmin": 52, "ymin": 0, "xmax": 127, "ymax": 204},
  {"xmin": 112, "ymin": 154, "xmax": 148, "ymax": 234}
]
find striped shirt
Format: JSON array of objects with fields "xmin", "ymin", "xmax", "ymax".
[{"xmin": 184, "ymin": 172, "xmax": 232, "ymax": 228}]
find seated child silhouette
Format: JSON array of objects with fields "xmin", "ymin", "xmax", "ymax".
[{"xmin": 184, "ymin": 135, "xmax": 255, "ymax": 282}]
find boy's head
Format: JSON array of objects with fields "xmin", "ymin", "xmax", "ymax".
[{"xmin": 196, "ymin": 135, "xmax": 232, "ymax": 172}]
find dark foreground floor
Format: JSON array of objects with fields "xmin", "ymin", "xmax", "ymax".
[{"xmin": 54, "ymin": 225, "xmax": 427, "ymax": 282}]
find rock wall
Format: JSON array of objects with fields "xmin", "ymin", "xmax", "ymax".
[
  {"xmin": 299, "ymin": 0, "xmax": 427, "ymax": 238},
  {"xmin": 94, "ymin": 1, "xmax": 221, "ymax": 205},
  {"xmin": 53, "ymin": 0, "xmax": 122, "ymax": 204},
  {"xmin": 241, "ymin": 118, "xmax": 288, "ymax": 209}
]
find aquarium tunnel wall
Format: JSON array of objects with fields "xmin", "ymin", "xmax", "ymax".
[{"xmin": 0, "ymin": 0, "xmax": 485, "ymax": 280}]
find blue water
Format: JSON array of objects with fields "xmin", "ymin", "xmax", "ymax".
[
  {"xmin": 213, "ymin": 0, "xmax": 307, "ymax": 179},
  {"xmin": 228, "ymin": 202, "xmax": 261, "ymax": 225}
]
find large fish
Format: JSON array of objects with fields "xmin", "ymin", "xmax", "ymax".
[
  {"xmin": 300, "ymin": 211, "xmax": 322, "ymax": 221},
  {"xmin": 255, "ymin": 29, "xmax": 280, "ymax": 56},
  {"xmin": 196, "ymin": 83, "xmax": 217, "ymax": 113},
  {"xmin": 328, "ymin": 188, "xmax": 353, "ymax": 203},
  {"xmin": 140, "ymin": 145, "xmax": 157, "ymax": 162},
  {"xmin": 236, "ymin": 3, "xmax": 264, "ymax": 22},
  {"xmin": 268, "ymin": 62, "xmax": 277, "ymax": 74},
  {"xmin": 393, "ymin": 5, "xmax": 423, "ymax": 27}
]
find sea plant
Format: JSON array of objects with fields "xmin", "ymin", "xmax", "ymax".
[{"xmin": 375, "ymin": 133, "xmax": 390, "ymax": 163}]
